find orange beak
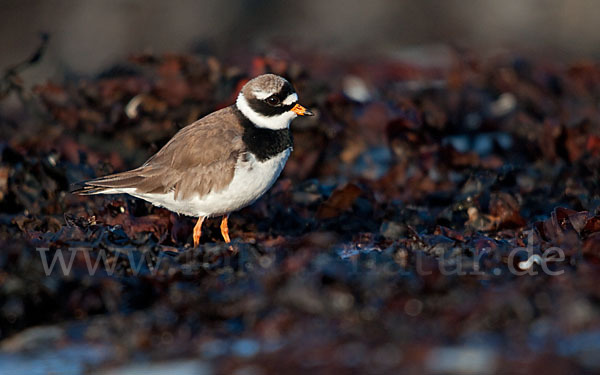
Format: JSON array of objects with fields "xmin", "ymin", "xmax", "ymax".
[{"xmin": 290, "ymin": 103, "xmax": 314, "ymax": 116}]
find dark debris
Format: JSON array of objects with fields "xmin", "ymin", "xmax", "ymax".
[{"xmin": 2, "ymin": 51, "xmax": 600, "ymax": 374}]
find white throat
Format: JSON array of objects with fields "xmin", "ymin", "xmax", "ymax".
[{"xmin": 236, "ymin": 93, "xmax": 297, "ymax": 130}]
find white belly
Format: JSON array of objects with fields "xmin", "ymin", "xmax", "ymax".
[{"xmin": 121, "ymin": 149, "xmax": 291, "ymax": 217}]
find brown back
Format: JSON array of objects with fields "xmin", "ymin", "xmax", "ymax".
[{"xmin": 78, "ymin": 106, "xmax": 246, "ymax": 200}]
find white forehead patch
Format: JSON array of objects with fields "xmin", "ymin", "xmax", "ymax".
[{"xmin": 282, "ymin": 93, "xmax": 298, "ymax": 105}]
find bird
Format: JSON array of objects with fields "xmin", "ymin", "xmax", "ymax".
[{"xmin": 73, "ymin": 74, "xmax": 313, "ymax": 248}]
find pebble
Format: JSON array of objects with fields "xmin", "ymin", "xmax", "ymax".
[{"xmin": 425, "ymin": 346, "xmax": 498, "ymax": 375}]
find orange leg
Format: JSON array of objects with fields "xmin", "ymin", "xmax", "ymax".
[
  {"xmin": 193, "ymin": 216, "xmax": 205, "ymax": 247},
  {"xmin": 220, "ymin": 214, "xmax": 231, "ymax": 243}
]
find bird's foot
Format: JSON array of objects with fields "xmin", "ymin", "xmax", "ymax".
[
  {"xmin": 193, "ymin": 216, "xmax": 205, "ymax": 247},
  {"xmin": 220, "ymin": 215, "xmax": 236, "ymax": 252}
]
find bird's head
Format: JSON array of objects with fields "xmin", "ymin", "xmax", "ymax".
[{"xmin": 236, "ymin": 74, "xmax": 313, "ymax": 130}]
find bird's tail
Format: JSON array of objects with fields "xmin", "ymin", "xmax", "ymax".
[{"xmin": 71, "ymin": 169, "xmax": 145, "ymax": 195}]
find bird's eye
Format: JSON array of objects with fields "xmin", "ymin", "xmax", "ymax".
[{"xmin": 266, "ymin": 95, "xmax": 280, "ymax": 106}]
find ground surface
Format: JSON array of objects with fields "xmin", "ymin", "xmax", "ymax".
[{"xmin": 1, "ymin": 48, "xmax": 600, "ymax": 374}]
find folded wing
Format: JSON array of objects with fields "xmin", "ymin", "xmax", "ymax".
[{"xmin": 73, "ymin": 107, "xmax": 245, "ymax": 201}]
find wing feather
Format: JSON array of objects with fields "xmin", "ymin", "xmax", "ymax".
[{"xmin": 73, "ymin": 106, "xmax": 246, "ymax": 200}]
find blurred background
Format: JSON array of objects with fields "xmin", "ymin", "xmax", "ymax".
[
  {"xmin": 2, "ymin": 0, "xmax": 600, "ymax": 84},
  {"xmin": 4, "ymin": 1, "xmax": 600, "ymax": 374}
]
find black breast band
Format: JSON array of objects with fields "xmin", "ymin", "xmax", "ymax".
[{"xmin": 234, "ymin": 107, "xmax": 293, "ymax": 162}]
